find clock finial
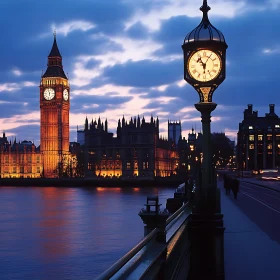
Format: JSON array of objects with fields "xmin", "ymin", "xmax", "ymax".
[{"xmin": 200, "ymin": 0, "xmax": 211, "ymax": 23}]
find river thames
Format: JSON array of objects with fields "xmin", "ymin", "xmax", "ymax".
[{"xmin": 0, "ymin": 186, "xmax": 175, "ymax": 279}]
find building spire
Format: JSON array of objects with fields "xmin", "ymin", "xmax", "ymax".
[
  {"xmin": 42, "ymin": 33, "xmax": 67, "ymax": 79},
  {"xmin": 48, "ymin": 32, "xmax": 61, "ymax": 58}
]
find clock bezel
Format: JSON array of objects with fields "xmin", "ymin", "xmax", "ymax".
[
  {"xmin": 43, "ymin": 88, "xmax": 55, "ymax": 101},
  {"xmin": 187, "ymin": 49, "xmax": 222, "ymax": 83}
]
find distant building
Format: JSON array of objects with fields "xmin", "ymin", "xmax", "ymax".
[
  {"xmin": 168, "ymin": 120, "xmax": 182, "ymax": 146},
  {"xmin": 177, "ymin": 128, "xmax": 203, "ymax": 179},
  {"xmin": 0, "ymin": 134, "xmax": 42, "ymax": 178},
  {"xmin": 78, "ymin": 116, "xmax": 179, "ymax": 178},
  {"xmin": 237, "ymin": 104, "xmax": 280, "ymax": 170}
]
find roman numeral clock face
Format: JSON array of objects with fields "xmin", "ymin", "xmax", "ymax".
[{"xmin": 187, "ymin": 50, "xmax": 222, "ymax": 82}]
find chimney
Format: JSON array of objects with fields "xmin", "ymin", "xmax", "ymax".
[{"xmin": 269, "ymin": 104, "xmax": 275, "ymax": 114}]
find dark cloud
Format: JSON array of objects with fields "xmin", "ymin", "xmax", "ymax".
[
  {"xmin": 71, "ymin": 94, "xmax": 132, "ymax": 114},
  {"xmin": 103, "ymin": 59, "xmax": 182, "ymax": 87}
]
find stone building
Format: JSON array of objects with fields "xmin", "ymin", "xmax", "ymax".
[
  {"xmin": 0, "ymin": 134, "xmax": 42, "ymax": 178},
  {"xmin": 237, "ymin": 104, "xmax": 280, "ymax": 170},
  {"xmin": 78, "ymin": 116, "xmax": 179, "ymax": 178}
]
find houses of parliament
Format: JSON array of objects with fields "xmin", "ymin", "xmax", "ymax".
[{"xmin": 0, "ymin": 36, "xmax": 200, "ymax": 179}]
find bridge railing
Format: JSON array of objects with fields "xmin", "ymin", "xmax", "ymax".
[{"xmin": 96, "ymin": 201, "xmax": 192, "ymax": 280}]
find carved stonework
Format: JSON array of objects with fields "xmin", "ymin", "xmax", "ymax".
[{"xmin": 200, "ymin": 87, "xmax": 211, "ymax": 102}]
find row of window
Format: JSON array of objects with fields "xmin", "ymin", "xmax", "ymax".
[
  {"xmin": 2, "ymin": 167, "xmax": 41, "ymax": 173},
  {"xmin": 249, "ymin": 135, "xmax": 280, "ymax": 141},
  {"xmin": 249, "ymin": 125, "xmax": 280, "ymax": 129},
  {"xmin": 126, "ymin": 162, "xmax": 149, "ymax": 169},
  {"xmin": 249, "ymin": 144, "xmax": 280, "ymax": 150},
  {"xmin": 3, "ymin": 156, "xmax": 40, "ymax": 163}
]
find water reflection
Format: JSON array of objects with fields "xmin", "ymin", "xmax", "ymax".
[
  {"xmin": 0, "ymin": 186, "xmax": 175, "ymax": 279},
  {"xmin": 39, "ymin": 187, "xmax": 72, "ymax": 259}
]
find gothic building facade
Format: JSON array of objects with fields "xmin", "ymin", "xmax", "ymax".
[
  {"xmin": 0, "ymin": 134, "xmax": 42, "ymax": 178},
  {"xmin": 78, "ymin": 116, "xmax": 179, "ymax": 178},
  {"xmin": 237, "ymin": 104, "xmax": 280, "ymax": 170}
]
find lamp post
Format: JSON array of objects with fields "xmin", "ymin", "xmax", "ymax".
[{"xmin": 182, "ymin": 1, "xmax": 228, "ymax": 279}]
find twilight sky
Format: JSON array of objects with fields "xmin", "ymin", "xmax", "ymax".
[{"xmin": 0, "ymin": 0, "xmax": 280, "ymax": 146}]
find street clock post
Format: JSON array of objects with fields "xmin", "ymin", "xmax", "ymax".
[{"xmin": 182, "ymin": 1, "xmax": 228, "ymax": 279}]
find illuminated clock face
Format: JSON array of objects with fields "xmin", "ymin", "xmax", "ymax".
[
  {"xmin": 187, "ymin": 50, "xmax": 222, "ymax": 82},
  {"xmin": 43, "ymin": 88, "xmax": 55, "ymax": 100},
  {"xmin": 63, "ymin": 89, "xmax": 69, "ymax": 101}
]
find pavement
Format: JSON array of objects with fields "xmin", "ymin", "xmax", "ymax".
[
  {"xmin": 240, "ymin": 177, "xmax": 280, "ymax": 193},
  {"xmin": 221, "ymin": 182, "xmax": 280, "ymax": 280}
]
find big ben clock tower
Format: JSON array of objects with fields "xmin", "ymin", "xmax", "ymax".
[{"xmin": 40, "ymin": 34, "xmax": 70, "ymax": 178}]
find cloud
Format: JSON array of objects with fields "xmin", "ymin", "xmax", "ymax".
[
  {"xmin": 50, "ymin": 20, "xmax": 95, "ymax": 37},
  {"xmin": 12, "ymin": 69, "xmax": 23, "ymax": 76},
  {"xmin": 125, "ymin": 0, "xmax": 245, "ymax": 32},
  {"xmin": 0, "ymin": 83, "xmax": 20, "ymax": 92},
  {"xmin": 262, "ymin": 47, "xmax": 280, "ymax": 54}
]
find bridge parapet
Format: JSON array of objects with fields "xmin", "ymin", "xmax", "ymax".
[{"xmin": 96, "ymin": 200, "xmax": 192, "ymax": 280}]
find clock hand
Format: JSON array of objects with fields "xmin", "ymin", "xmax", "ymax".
[
  {"xmin": 197, "ymin": 57, "xmax": 206, "ymax": 70},
  {"xmin": 202, "ymin": 54, "xmax": 212, "ymax": 74},
  {"xmin": 205, "ymin": 53, "xmax": 212, "ymax": 64}
]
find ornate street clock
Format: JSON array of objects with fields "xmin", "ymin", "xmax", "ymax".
[
  {"xmin": 182, "ymin": 0, "xmax": 228, "ymax": 103},
  {"xmin": 182, "ymin": 3, "xmax": 228, "ymax": 279}
]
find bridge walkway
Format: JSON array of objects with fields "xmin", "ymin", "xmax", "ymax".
[{"xmin": 221, "ymin": 181, "xmax": 280, "ymax": 280}]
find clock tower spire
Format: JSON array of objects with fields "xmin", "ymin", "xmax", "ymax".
[{"xmin": 40, "ymin": 34, "xmax": 70, "ymax": 178}]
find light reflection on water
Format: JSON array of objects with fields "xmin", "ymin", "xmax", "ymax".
[{"xmin": 0, "ymin": 186, "xmax": 175, "ymax": 279}]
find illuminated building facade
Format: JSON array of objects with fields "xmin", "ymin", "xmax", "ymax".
[
  {"xmin": 0, "ymin": 135, "xmax": 42, "ymax": 178},
  {"xmin": 237, "ymin": 104, "xmax": 280, "ymax": 170},
  {"xmin": 79, "ymin": 116, "xmax": 179, "ymax": 178},
  {"xmin": 40, "ymin": 35, "xmax": 70, "ymax": 178}
]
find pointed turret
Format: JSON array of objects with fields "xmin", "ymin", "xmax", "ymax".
[
  {"xmin": 122, "ymin": 115, "xmax": 125, "ymax": 127},
  {"xmin": 85, "ymin": 116, "xmax": 89, "ymax": 131},
  {"xmin": 105, "ymin": 119, "xmax": 108, "ymax": 132},
  {"xmin": 142, "ymin": 116, "xmax": 145, "ymax": 125},
  {"xmin": 137, "ymin": 115, "xmax": 141, "ymax": 128},
  {"xmin": 42, "ymin": 33, "xmax": 67, "ymax": 79},
  {"xmin": 98, "ymin": 116, "xmax": 101, "ymax": 128},
  {"xmin": 150, "ymin": 115, "xmax": 154, "ymax": 124}
]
